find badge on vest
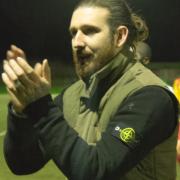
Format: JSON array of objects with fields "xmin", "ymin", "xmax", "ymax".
[{"xmin": 112, "ymin": 123, "xmax": 141, "ymax": 149}]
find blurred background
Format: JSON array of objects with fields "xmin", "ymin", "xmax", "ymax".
[
  {"xmin": 0, "ymin": 0, "xmax": 179, "ymax": 62},
  {"xmin": 0, "ymin": 0, "xmax": 180, "ymax": 87},
  {"xmin": 0, "ymin": 0, "xmax": 180, "ymax": 179}
]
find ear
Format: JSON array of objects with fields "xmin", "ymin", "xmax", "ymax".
[{"xmin": 114, "ymin": 26, "xmax": 129, "ymax": 48}]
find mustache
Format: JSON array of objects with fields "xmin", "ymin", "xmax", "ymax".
[{"xmin": 73, "ymin": 50, "xmax": 92, "ymax": 60}]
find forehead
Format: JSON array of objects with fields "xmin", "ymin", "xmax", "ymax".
[{"xmin": 70, "ymin": 7, "xmax": 110, "ymax": 28}]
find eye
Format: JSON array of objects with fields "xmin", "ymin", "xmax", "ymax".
[
  {"xmin": 83, "ymin": 27, "xmax": 100, "ymax": 36},
  {"xmin": 70, "ymin": 29, "xmax": 77, "ymax": 38}
]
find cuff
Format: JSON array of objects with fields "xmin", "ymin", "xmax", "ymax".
[{"xmin": 23, "ymin": 94, "xmax": 53, "ymax": 124}]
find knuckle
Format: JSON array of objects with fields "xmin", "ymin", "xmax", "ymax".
[
  {"xmin": 13, "ymin": 77, "xmax": 18, "ymax": 82},
  {"xmin": 17, "ymin": 72, "xmax": 25, "ymax": 77},
  {"xmin": 9, "ymin": 86, "xmax": 15, "ymax": 91}
]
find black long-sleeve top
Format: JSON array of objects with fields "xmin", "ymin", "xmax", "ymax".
[{"xmin": 3, "ymin": 86, "xmax": 178, "ymax": 180}]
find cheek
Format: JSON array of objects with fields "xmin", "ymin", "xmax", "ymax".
[{"xmin": 88, "ymin": 33, "xmax": 112, "ymax": 49}]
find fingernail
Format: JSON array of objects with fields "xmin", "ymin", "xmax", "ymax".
[
  {"xmin": 3, "ymin": 60, "xmax": 8, "ymax": 64},
  {"xmin": 45, "ymin": 59, "xmax": 48, "ymax": 64},
  {"xmin": 11, "ymin": 44, "xmax": 16, "ymax": 49},
  {"xmin": 17, "ymin": 56, "xmax": 24, "ymax": 60},
  {"xmin": 9, "ymin": 58, "xmax": 14, "ymax": 62},
  {"xmin": 17, "ymin": 57, "xmax": 23, "ymax": 61}
]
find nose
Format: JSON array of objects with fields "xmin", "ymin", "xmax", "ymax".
[{"xmin": 72, "ymin": 31, "xmax": 85, "ymax": 49}]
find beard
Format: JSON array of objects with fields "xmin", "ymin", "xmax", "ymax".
[
  {"xmin": 73, "ymin": 52, "xmax": 99, "ymax": 79},
  {"xmin": 73, "ymin": 43, "xmax": 116, "ymax": 80}
]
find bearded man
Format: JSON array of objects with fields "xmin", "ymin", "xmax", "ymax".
[{"xmin": 2, "ymin": 0, "xmax": 178, "ymax": 179}]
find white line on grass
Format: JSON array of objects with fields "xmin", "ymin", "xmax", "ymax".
[{"xmin": 0, "ymin": 131, "xmax": 6, "ymax": 137}]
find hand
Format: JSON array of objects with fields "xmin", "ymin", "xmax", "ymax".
[
  {"xmin": 6, "ymin": 44, "xmax": 26, "ymax": 60},
  {"xmin": 2, "ymin": 57, "xmax": 51, "ymax": 113},
  {"xmin": 5, "ymin": 44, "xmax": 49, "ymax": 83}
]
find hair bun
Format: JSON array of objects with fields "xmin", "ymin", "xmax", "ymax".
[{"xmin": 131, "ymin": 13, "xmax": 149, "ymax": 42}]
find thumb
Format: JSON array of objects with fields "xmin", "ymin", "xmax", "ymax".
[
  {"xmin": 42, "ymin": 59, "xmax": 51, "ymax": 85},
  {"xmin": 34, "ymin": 62, "xmax": 42, "ymax": 76}
]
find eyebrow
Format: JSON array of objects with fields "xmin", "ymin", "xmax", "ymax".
[{"xmin": 69, "ymin": 24, "xmax": 101, "ymax": 33}]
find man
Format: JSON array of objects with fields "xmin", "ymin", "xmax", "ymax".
[
  {"xmin": 2, "ymin": 0, "xmax": 179, "ymax": 179},
  {"xmin": 135, "ymin": 41, "xmax": 152, "ymax": 65}
]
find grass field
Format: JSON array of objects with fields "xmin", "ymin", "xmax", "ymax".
[{"xmin": 1, "ymin": 92, "xmax": 180, "ymax": 180}]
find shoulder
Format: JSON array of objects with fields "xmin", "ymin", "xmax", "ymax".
[
  {"xmin": 118, "ymin": 85, "xmax": 178, "ymax": 133},
  {"xmin": 126, "ymin": 85, "xmax": 177, "ymax": 110}
]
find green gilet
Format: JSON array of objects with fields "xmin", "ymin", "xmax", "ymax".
[{"xmin": 62, "ymin": 52, "xmax": 178, "ymax": 180}]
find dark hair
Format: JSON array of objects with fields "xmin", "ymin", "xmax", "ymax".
[{"xmin": 74, "ymin": 0, "xmax": 149, "ymax": 47}]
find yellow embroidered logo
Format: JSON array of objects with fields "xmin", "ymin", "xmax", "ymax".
[{"xmin": 119, "ymin": 128, "xmax": 135, "ymax": 143}]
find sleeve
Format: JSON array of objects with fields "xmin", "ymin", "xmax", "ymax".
[
  {"xmin": 3, "ymin": 99, "xmax": 51, "ymax": 174},
  {"xmin": 6, "ymin": 86, "xmax": 178, "ymax": 179},
  {"xmin": 3, "ymin": 89, "xmax": 66, "ymax": 175}
]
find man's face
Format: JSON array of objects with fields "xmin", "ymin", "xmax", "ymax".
[{"xmin": 69, "ymin": 7, "xmax": 118, "ymax": 79}]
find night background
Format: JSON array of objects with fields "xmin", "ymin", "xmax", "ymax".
[{"xmin": 0, "ymin": 0, "xmax": 180, "ymax": 63}]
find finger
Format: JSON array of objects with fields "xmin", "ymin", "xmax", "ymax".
[
  {"xmin": 6, "ymin": 87, "xmax": 25, "ymax": 113},
  {"xmin": 8, "ymin": 59, "xmax": 35, "ymax": 87},
  {"xmin": 42, "ymin": 59, "xmax": 51, "ymax": 84},
  {"xmin": 16, "ymin": 57, "xmax": 33, "ymax": 74},
  {"xmin": 2, "ymin": 72, "xmax": 15, "ymax": 90},
  {"xmin": 34, "ymin": 62, "xmax": 42, "ymax": 76},
  {"xmin": 13, "ymin": 79, "xmax": 27, "ymax": 92},
  {"xmin": 2, "ymin": 71, "xmax": 27, "ymax": 93},
  {"xmin": 16, "ymin": 57, "xmax": 40, "ymax": 83},
  {"xmin": 3, "ymin": 60, "xmax": 18, "ymax": 81},
  {"xmin": 11, "ymin": 44, "xmax": 26, "ymax": 59},
  {"xmin": 8, "ymin": 59, "xmax": 25, "ymax": 76},
  {"xmin": 6, "ymin": 50, "xmax": 15, "ymax": 60}
]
